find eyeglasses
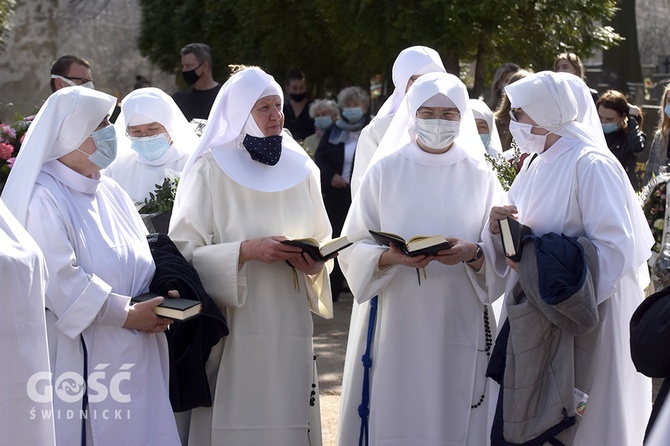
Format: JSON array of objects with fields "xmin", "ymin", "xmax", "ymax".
[
  {"xmin": 416, "ymin": 108, "xmax": 460, "ymax": 120},
  {"xmin": 126, "ymin": 129, "xmax": 166, "ymax": 139},
  {"xmin": 50, "ymin": 74, "xmax": 94, "ymax": 88}
]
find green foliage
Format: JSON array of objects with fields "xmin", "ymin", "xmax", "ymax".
[
  {"xmin": 138, "ymin": 0, "xmax": 622, "ymax": 96},
  {"xmin": 139, "ymin": 177, "xmax": 179, "ymax": 214},
  {"xmin": 0, "ymin": 0, "xmax": 16, "ymax": 49},
  {"xmin": 484, "ymin": 146, "xmax": 521, "ymax": 192}
]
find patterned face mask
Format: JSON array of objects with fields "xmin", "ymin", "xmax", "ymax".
[{"xmin": 242, "ymin": 134, "xmax": 283, "ymax": 166}]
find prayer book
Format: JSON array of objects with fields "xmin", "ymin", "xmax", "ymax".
[
  {"xmin": 498, "ymin": 216, "xmax": 532, "ymax": 262},
  {"xmin": 281, "ymin": 235, "xmax": 353, "ymax": 261},
  {"xmin": 369, "ymin": 230, "xmax": 451, "ymax": 256},
  {"xmin": 131, "ymin": 292, "xmax": 202, "ymax": 321}
]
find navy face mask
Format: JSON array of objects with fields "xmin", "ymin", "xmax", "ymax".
[{"xmin": 242, "ymin": 134, "xmax": 283, "ymax": 166}]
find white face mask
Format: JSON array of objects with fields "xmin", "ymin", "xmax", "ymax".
[
  {"xmin": 50, "ymin": 74, "xmax": 95, "ymax": 90},
  {"xmin": 508, "ymin": 120, "xmax": 547, "ymax": 154},
  {"xmin": 414, "ymin": 118, "xmax": 460, "ymax": 150}
]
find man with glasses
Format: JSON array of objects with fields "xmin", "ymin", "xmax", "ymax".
[
  {"xmin": 49, "ymin": 55, "xmax": 122, "ymax": 123},
  {"xmin": 49, "ymin": 55, "xmax": 94, "ymax": 92}
]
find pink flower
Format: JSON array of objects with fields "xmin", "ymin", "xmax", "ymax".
[
  {"xmin": 25, "ymin": 115, "xmax": 35, "ymax": 122},
  {"xmin": 0, "ymin": 142, "xmax": 13, "ymax": 160},
  {"xmin": 0, "ymin": 125, "xmax": 16, "ymax": 141},
  {"xmin": 6, "ymin": 157, "xmax": 16, "ymax": 168}
]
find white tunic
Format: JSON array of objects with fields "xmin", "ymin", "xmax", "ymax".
[
  {"xmin": 104, "ymin": 144, "xmax": 188, "ymax": 203},
  {"xmin": 350, "ymin": 115, "xmax": 393, "ymax": 198},
  {"xmin": 481, "ymin": 137, "xmax": 652, "ymax": 445},
  {"xmin": 169, "ymin": 153, "xmax": 333, "ymax": 446},
  {"xmin": 0, "ymin": 199, "xmax": 55, "ymax": 445},
  {"xmin": 338, "ymin": 142, "xmax": 505, "ymax": 446},
  {"xmin": 25, "ymin": 160, "xmax": 180, "ymax": 446}
]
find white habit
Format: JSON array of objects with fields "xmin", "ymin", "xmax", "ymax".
[
  {"xmin": 104, "ymin": 143, "xmax": 188, "ymax": 203},
  {"xmin": 169, "ymin": 153, "xmax": 333, "ymax": 446},
  {"xmin": 25, "ymin": 161, "xmax": 180, "ymax": 446},
  {"xmin": 481, "ymin": 137, "xmax": 652, "ymax": 445},
  {"xmin": 338, "ymin": 141, "xmax": 505, "ymax": 445},
  {"xmin": 0, "ymin": 198, "xmax": 55, "ymax": 445}
]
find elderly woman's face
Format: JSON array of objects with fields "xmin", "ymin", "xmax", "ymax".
[{"xmin": 251, "ymin": 95, "xmax": 284, "ymax": 137}]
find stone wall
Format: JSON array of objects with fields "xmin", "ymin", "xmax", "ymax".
[{"xmin": 0, "ymin": 0, "xmax": 175, "ymax": 122}]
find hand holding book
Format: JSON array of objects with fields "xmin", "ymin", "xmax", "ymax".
[{"xmin": 497, "ymin": 216, "xmax": 532, "ymax": 262}]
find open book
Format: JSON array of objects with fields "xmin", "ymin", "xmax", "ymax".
[
  {"xmin": 281, "ymin": 235, "xmax": 352, "ymax": 261},
  {"xmin": 369, "ymin": 230, "xmax": 451, "ymax": 256},
  {"xmin": 498, "ymin": 216, "xmax": 532, "ymax": 262},
  {"xmin": 131, "ymin": 292, "xmax": 202, "ymax": 321}
]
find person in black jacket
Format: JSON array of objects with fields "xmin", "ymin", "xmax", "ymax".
[
  {"xmin": 597, "ymin": 89, "xmax": 646, "ymax": 189},
  {"xmin": 314, "ymin": 86, "xmax": 370, "ymax": 300}
]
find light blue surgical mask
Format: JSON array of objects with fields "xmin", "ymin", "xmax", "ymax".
[
  {"xmin": 479, "ymin": 133, "xmax": 491, "ymax": 148},
  {"xmin": 342, "ymin": 107, "xmax": 364, "ymax": 123},
  {"xmin": 87, "ymin": 125, "xmax": 117, "ymax": 168},
  {"xmin": 130, "ymin": 133, "xmax": 171, "ymax": 161},
  {"xmin": 314, "ymin": 116, "xmax": 333, "ymax": 129},
  {"xmin": 664, "ymin": 105, "xmax": 670, "ymax": 119},
  {"xmin": 601, "ymin": 122, "xmax": 619, "ymax": 134}
]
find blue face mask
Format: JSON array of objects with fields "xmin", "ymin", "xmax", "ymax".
[
  {"xmin": 314, "ymin": 116, "xmax": 333, "ymax": 129},
  {"xmin": 601, "ymin": 122, "xmax": 619, "ymax": 134},
  {"xmin": 479, "ymin": 133, "xmax": 491, "ymax": 148},
  {"xmin": 242, "ymin": 134, "xmax": 283, "ymax": 166},
  {"xmin": 88, "ymin": 125, "xmax": 117, "ymax": 168},
  {"xmin": 665, "ymin": 105, "xmax": 670, "ymax": 119},
  {"xmin": 130, "ymin": 133, "xmax": 171, "ymax": 161},
  {"xmin": 342, "ymin": 107, "xmax": 364, "ymax": 123}
]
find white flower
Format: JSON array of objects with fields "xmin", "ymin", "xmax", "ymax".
[{"xmin": 164, "ymin": 168, "xmax": 181, "ymax": 182}]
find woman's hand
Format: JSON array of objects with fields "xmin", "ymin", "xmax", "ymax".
[
  {"xmin": 488, "ymin": 205, "xmax": 518, "ymax": 234},
  {"xmin": 506, "ymin": 258, "xmax": 520, "ymax": 272},
  {"xmin": 123, "ymin": 296, "xmax": 172, "ymax": 334},
  {"xmin": 432, "ymin": 238, "xmax": 475, "ymax": 265},
  {"xmin": 331, "ymin": 174, "xmax": 348, "ymax": 189},
  {"xmin": 288, "ymin": 252, "xmax": 326, "ymax": 275},
  {"xmin": 378, "ymin": 242, "xmax": 434, "ymax": 269},
  {"xmin": 239, "ymin": 236, "xmax": 303, "ymax": 264}
]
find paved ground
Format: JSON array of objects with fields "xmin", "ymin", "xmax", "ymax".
[
  {"xmin": 313, "ymin": 292, "xmax": 663, "ymax": 446},
  {"xmin": 313, "ymin": 292, "xmax": 354, "ymax": 446}
]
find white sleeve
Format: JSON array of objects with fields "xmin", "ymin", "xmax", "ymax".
[{"xmin": 26, "ymin": 189, "xmax": 129, "ymax": 339}]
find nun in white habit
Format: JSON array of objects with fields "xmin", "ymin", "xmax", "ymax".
[
  {"xmin": 0, "ymin": 198, "xmax": 55, "ymax": 445},
  {"xmin": 483, "ymin": 71, "xmax": 653, "ymax": 445},
  {"xmin": 350, "ymin": 45, "xmax": 446, "ymax": 197},
  {"xmin": 1, "ymin": 86, "xmax": 180, "ymax": 446},
  {"xmin": 104, "ymin": 87, "xmax": 196, "ymax": 203},
  {"xmin": 338, "ymin": 72, "xmax": 506, "ymax": 446},
  {"xmin": 469, "ymin": 98, "xmax": 503, "ymax": 158},
  {"xmin": 168, "ymin": 66, "xmax": 333, "ymax": 446}
]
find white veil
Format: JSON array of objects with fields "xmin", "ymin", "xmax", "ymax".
[
  {"xmin": 114, "ymin": 87, "xmax": 198, "ymax": 165},
  {"xmin": 370, "ymin": 72, "xmax": 486, "ymax": 168},
  {"xmin": 374, "ymin": 46, "xmax": 446, "ymax": 120},
  {"xmin": 179, "ymin": 67, "xmax": 312, "ymax": 193},
  {"xmin": 1, "ymin": 87, "xmax": 116, "ymax": 225}
]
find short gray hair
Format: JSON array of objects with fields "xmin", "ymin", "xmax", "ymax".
[
  {"xmin": 337, "ymin": 86, "xmax": 369, "ymax": 109},
  {"xmin": 309, "ymin": 99, "xmax": 340, "ymax": 119},
  {"xmin": 181, "ymin": 43, "xmax": 212, "ymax": 66}
]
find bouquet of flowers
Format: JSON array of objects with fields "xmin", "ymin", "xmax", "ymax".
[
  {"xmin": 639, "ymin": 173, "xmax": 670, "ymax": 253},
  {"xmin": 484, "ymin": 143, "xmax": 522, "ymax": 192},
  {"xmin": 0, "ymin": 113, "xmax": 34, "ymax": 192}
]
